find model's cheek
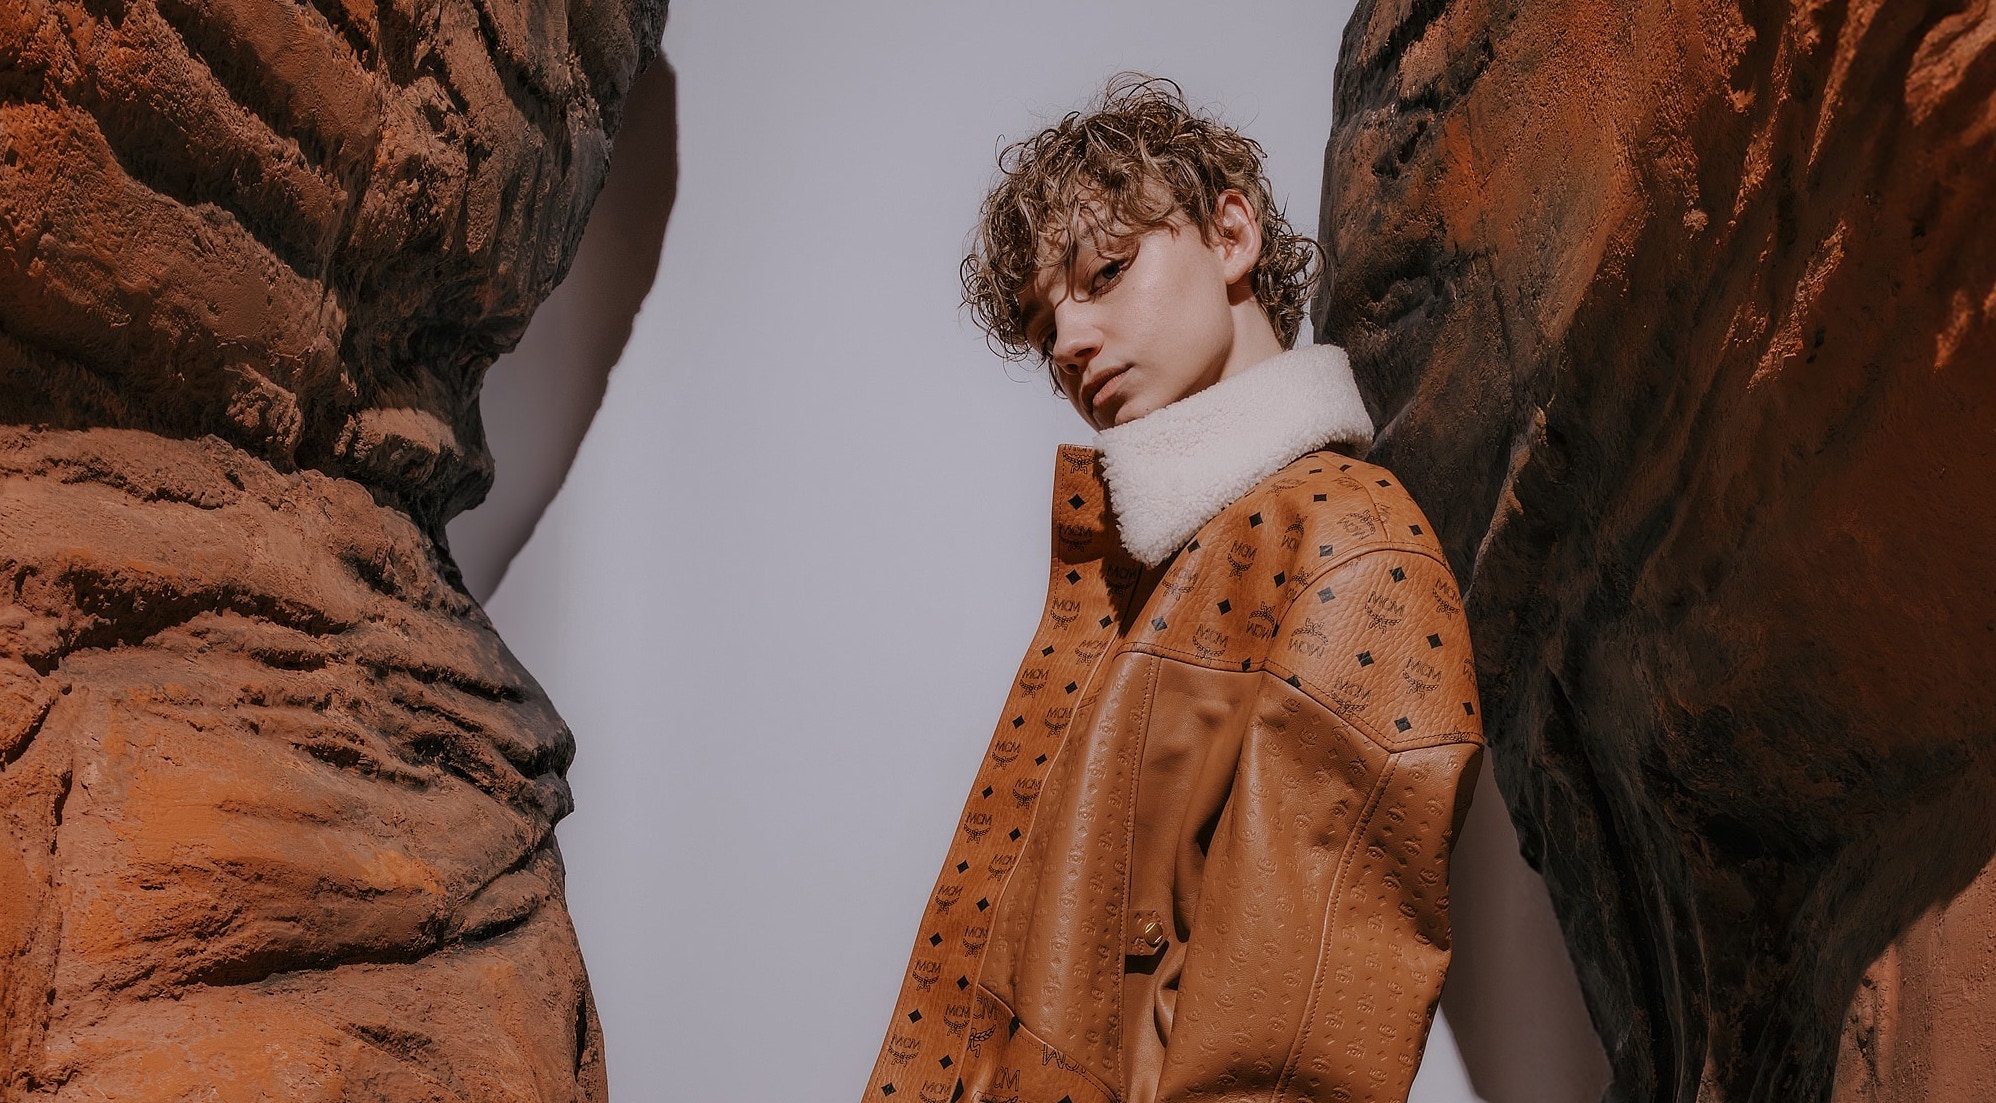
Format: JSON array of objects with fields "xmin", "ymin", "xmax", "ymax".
[{"xmin": 1066, "ymin": 373, "xmax": 1107, "ymax": 431}]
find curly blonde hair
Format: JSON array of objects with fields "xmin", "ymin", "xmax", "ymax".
[{"xmin": 963, "ymin": 74, "xmax": 1319, "ymax": 372}]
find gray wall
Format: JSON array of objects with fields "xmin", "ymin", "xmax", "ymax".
[{"xmin": 453, "ymin": 2, "xmax": 1600, "ymax": 1099}]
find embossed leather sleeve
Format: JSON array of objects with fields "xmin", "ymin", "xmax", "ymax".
[{"xmin": 1156, "ymin": 547, "xmax": 1484, "ymax": 1103}]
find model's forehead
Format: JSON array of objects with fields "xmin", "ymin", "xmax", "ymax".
[
  {"xmin": 1016, "ymin": 265, "xmax": 1056, "ymax": 333},
  {"xmin": 1015, "ymin": 230, "xmax": 1071, "ymax": 316},
  {"xmin": 1024, "ymin": 220, "xmax": 1115, "ymax": 290},
  {"xmin": 1021, "ymin": 229, "xmax": 1093, "ymax": 293},
  {"xmin": 1016, "ymin": 211, "xmax": 1170, "ymax": 325}
]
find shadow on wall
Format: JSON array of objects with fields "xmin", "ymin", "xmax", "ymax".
[
  {"xmin": 448, "ymin": 59, "xmax": 681, "ymax": 602},
  {"xmin": 1441, "ymin": 754, "xmax": 1611, "ymax": 1103}
]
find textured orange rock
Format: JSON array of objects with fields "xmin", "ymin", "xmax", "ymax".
[
  {"xmin": 0, "ymin": 0, "xmax": 662, "ymax": 1096},
  {"xmin": 0, "ymin": 0, "xmax": 664, "ymax": 534},
  {"xmin": 0, "ymin": 429, "xmax": 603, "ymax": 1097},
  {"xmin": 1321, "ymin": 0, "xmax": 1996, "ymax": 1100}
]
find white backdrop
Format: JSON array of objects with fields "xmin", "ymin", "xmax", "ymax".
[{"xmin": 472, "ymin": 2, "xmax": 1493, "ymax": 1099}]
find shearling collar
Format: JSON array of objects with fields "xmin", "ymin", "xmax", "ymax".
[{"xmin": 1095, "ymin": 343, "xmax": 1375, "ymax": 566}]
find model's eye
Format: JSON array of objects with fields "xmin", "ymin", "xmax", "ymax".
[
  {"xmin": 1091, "ymin": 259, "xmax": 1126, "ymax": 290},
  {"xmin": 1032, "ymin": 322, "xmax": 1056, "ymax": 358}
]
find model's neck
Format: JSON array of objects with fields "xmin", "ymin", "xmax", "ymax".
[{"xmin": 1215, "ymin": 302, "xmax": 1288, "ymax": 383}]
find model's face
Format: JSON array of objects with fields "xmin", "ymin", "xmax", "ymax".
[{"xmin": 1021, "ymin": 195, "xmax": 1262, "ymax": 431}]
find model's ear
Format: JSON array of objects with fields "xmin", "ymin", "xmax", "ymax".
[{"xmin": 1212, "ymin": 190, "xmax": 1263, "ymax": 286}]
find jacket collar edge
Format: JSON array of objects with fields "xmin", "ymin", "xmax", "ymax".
[{"xmin": 1092, "ymin": 343, "xmax": 1376, "ymax": 566}]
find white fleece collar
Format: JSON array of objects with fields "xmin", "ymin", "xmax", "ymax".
[{"xmin": 1094, "ymin": 343, "xmax": 1375, "ymax": 566}]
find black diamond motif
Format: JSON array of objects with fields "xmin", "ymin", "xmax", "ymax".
[
  {"xmin": 1340, "ymin": 463, "xmax": 1352, "ymax": 470},
  {"xmin": 1287, "ymin": 674, "xmax": 1302, "ymax": 688},
  {"xmin": 1034, "ymin": 754, "xmax": 1047, "ymax": 765},
  {"xmin": 957, "ymin": 975, "xmax": 969, "ymax": 990},
  {"xmin": 1041, "ymin": 646, "xmax": 1055, "ymax": 657},
  {"xmin": 1009, "ymin": 827, "xmax": 1022, "ymax": 840},
  {"xmin": 1273, "ymin": 572, "xmax": 1286, "ymax": 586},
  {"xmin": 1428, "ymin": 633, "xmax": 1442, "ymax": 648},
  {"xmin": 1152, "ymin": 616, "xmax": 1168, "ymax": 631},
  {"xmin": 1012, "ymin": 716, "xmax": 1024, "ymax": 728},
  {"xmin": 981, "ymin": 786, "xmax": 993, "ymax": 798},
  {"xmin": 1377, "ymin": 479, "xmax": 1391, "ymax": 487},
  {"xmin": 1241, "ymin": 659, "xmax": 1253, "ymax": 671},
  {"xmin": 1395, "ymin": 717, "xmax": 1412, "ymax": 732},
  {"xmin": 1066, "ymin": 569, "xmax": 1081, "ymax": 584},
  {"xmin": 1313, "ymin": 493, "xmax": 1327, "ymax": 502},
  {"xmin": 882, "ymin": 1085, "xmax": 896, "ymax": 1097},
  {"xmin": 909, "ymin": 1009, "xmax": 923, "ymax": 1023},
  {"xmin": 1309, "ymin": 468, "xmax": 1322, "ymax": 474},
  {"xmin": 1065, "ymin": 681, "xmax": 1077, "ymax": 693},
  {"xmin": 1464, "ymin": 701, "xmax": 1476, "ymax": 715},
  {"xmin": 939, "ymin": 1055, "xmax": 953, "ymax": 1069},
  {"xmin": 1390, "ymin": 567, "xmax": 1406, "ymax": 582},
  {"xmin": 1188, "ymin": 539, "xmax": 1200, "ymax": 551},
  {"xmin": 951, "ymin": 1082, "xmax": 964, "ymax": 1103},
  {"xmin": 1319, "ymin": 544, "xmax": 1335, "ymax": 557},
  {"xmin": 1358, "ymin": 651, "xmax": 1374, "ymax": 666},
  {"xmin": 1069, "ymin": 494, "xmax": 1085, "ymax": 509},
  {"xmin": 1059, "ymin": 1097, "xmax": 1074, "ymax": 1103},
  {"xmin": 930, "ymin": 931, "xmax": 944, "ymax": 945},
  {"xmin": 1411, "ymin": 524, "xmax": 1424, "ymax": 535},
  {"xmin": 1217, "ymin": 599, "xmax": 1232, "ymax": 614},
  {"xmin": 1249, "ymin": 512, "xmax": 1264, "ymax": 527},
  {"xmin": 1099, "ymin": 615, "xmax": 1113, "ymax": 627},
  {"xmin": 1318, "ymin": 587, "xmax": 1335, "ymax": 603},
  {"xmin": 976, "ymin": 897, "xmax": 990, "ymax": 911},
  {"xmin": 955, "ymin": 861, "xmax": 969, "ymax": 873}
]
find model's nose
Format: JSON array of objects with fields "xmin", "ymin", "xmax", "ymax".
[{"xmin": 1051, "ymin": 315, "xmax": 1100, "ymax": 382}]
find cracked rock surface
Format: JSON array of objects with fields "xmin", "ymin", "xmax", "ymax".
[
  {"xmin": 0, "ymin": 0, "xmax": 663, "ymax": 1096},
  {"xmin": 1321, "ymin": 0, "xmax": 1996, "ymax": 1100}
]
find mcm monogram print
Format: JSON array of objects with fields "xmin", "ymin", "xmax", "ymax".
[
  {"xmin": 865, "ymin": 445, "xmax": 1481, "ymax": 1103},
  {"xmin": 865, "ymin": 446, "xmax": 1138, "ymax": 1103}
]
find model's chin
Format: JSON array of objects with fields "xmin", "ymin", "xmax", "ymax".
[
  {"xmin": 1103, "ymin": 390, "xmax": 1155, "ymax": 427},
  {"xmin": 1097, "ymin": 377, "xmax": 1148, "ymax": 427}
]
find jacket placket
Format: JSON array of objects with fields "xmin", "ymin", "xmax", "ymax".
[{"xmin": 864, "ymin": 445, "xmax": 1144, "ymax": 1103}]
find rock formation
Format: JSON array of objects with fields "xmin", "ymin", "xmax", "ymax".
[
  {"xmin": 0, "ymin": 0, "xmax": 665, "ymax": 1096},
  {"xmin": 1320, "ymin": 1, "xmax": 1996, "ymax": 1100}
]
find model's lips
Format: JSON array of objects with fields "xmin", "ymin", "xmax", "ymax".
[{"xmin": 1082, "ymin": 364, "xmax": 1128, "ymax": 418}]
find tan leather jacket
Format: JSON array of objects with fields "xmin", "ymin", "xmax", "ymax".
[{"xmin": 864, "ymin": 348, "xmax": 1483, "ymax": 1103}]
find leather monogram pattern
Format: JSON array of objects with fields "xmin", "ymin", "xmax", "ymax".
[
  {"xmin": 866, "ymin": 448, "xmax": 1483, "ymax": 1103},
  {"xmin": 863, "ymin": 446, "xmax": 1143, "ymax": 1103}
]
